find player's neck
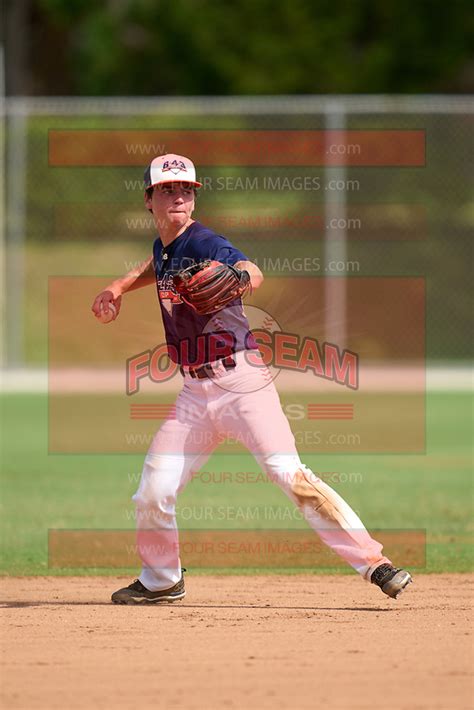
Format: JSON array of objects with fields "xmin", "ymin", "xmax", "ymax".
[{"xmin": 159, "ymin": 218, "xmax": 195, "ymax": 247}]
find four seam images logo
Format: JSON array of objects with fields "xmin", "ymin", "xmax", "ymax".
[
  {"xmin": 126, "ymin": 305, "xmax": 359, "ymax": 395},
  {"xmin": 48, "ymin": 275, "xmax": 426, "ymax": 454},
  {"xmin": 47, "ymin": 528, "xmax": 427, "ymax": 570},
  {"xmin": 128, "ymin": 403, "xmax": 355, "ymax": 421},
  {"xmin": 48, "ymin": 129, "xmax": 426, "ymax": 166}
]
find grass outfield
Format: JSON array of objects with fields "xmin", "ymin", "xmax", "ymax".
[{"xmin": 0, "ymin": 392, "xmax": 472, "ymax": 576}]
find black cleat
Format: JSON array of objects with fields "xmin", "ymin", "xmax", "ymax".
[
  {"xmin": 112, "ymin": 573, "xmax": 186, "ymax": 605},
  {"xmin": 371, "ymin": 563, "xmax": 413, "ymax": 599}
]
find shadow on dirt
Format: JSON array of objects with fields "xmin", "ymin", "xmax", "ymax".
[{"xmin": 0, "ymin": 601, "xmax": 391, "ymax": 611}]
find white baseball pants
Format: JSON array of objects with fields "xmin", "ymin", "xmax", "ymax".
[{"xmin": 132, "ymin": 351, "xmax": 391, "ymax": 591}]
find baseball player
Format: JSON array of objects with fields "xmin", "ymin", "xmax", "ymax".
[{"xmin": 91, "ymin": 153, "xmax": 412, "ymax": 604}]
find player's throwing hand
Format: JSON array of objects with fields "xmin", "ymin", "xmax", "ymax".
[{"xmin": 91, "ymin": 290, "xmax": 122, "ymax": 322}]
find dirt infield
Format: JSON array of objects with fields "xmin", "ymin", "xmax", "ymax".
[{"xmin": 1, "ymin": 574, "xmax": 472, "ymax": 710}]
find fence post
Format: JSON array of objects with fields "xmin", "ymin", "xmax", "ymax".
[
  {"xmin": 5, "ymin": 98, "xmax": 27, "ymax": 366},
  {"xmin": 324, "ymin": 100, "xmax": 348, "ymax": 350}
]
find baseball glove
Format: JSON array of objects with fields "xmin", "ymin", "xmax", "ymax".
[{"xmin": 173, "ymin": 260, "xmax": 251, "ymax": 315}]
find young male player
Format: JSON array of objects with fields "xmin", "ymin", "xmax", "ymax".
[{"xmin": 91, "ymin": 154, "xmax": 412, "ymax": 604}]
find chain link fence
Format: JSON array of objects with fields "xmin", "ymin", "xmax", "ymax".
[{"xmin": 2, "ymin": 96, "xmax": 473, "ymax": 365}]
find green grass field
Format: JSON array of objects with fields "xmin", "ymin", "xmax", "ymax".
[{"xmin": 0, "ymin": 392, "xmax": 472, "ymax": 576}]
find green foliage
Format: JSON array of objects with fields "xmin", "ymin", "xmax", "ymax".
[{"xmin": 34, "ymin": 0, "xmax": 474, "ymax": 94}]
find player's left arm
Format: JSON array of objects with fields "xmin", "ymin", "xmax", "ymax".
[{"xmin": 234, "ymin": 260, "xmax": 264, "ymax": 290}]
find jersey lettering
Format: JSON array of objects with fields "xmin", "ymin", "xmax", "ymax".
[
  {"xmin": 153, "ymin": 221, "xmax": 257, "ymax": 365},
  {"xmin": 158, "ymin": 273, "xmax": 182, "ymax": 315}
]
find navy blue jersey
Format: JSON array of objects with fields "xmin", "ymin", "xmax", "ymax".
[{"xmin": 153, "ymin": 221, "xmax": 258, "ymax": 366}]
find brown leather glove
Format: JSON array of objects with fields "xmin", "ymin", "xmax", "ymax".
[{"xmin": 173, "ymin": 260, "xmax": 250, "ymax": 315}]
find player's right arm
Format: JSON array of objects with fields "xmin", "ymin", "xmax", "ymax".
[{"xmin": 91, "ymin": 255, "xmax": 155, "ymax": 319}]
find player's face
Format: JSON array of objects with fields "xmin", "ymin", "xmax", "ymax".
[{"xmin": 146, "ymin": 182, "xmax": 195, "ymax": 232}]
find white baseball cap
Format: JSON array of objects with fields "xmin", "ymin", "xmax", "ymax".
[{"xmin": 144, "ymin": 153, "xmax": 202, "ymax": 189}]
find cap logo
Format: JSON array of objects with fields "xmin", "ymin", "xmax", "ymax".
[{"xmin": 162, "ymin": 159, "xmax": 187, "ymax": 175}]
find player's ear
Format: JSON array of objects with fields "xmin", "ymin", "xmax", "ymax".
[{"xmin": 144, "ymin": 189, "xmax": 153, "ymax": 213}]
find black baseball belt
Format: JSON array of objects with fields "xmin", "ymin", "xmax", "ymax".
[{"xmin": 179, "ymin": 355, "xmax": 237, "ymax": 380}]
